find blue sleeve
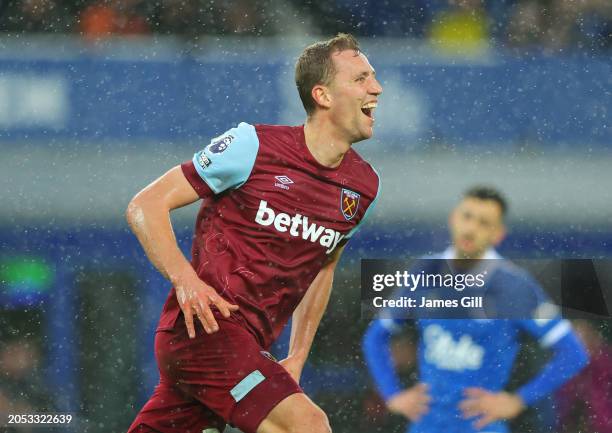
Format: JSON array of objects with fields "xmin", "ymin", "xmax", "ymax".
[
  {"xmin": 514, "ymin": 278, "xmax": 589, "ymax": 405},
  {"xmin": 516, "ymin": 330, "xmax": 588, "ymax": 406},
  {"xmin": 362, "ymin": 260, "xmax": 433, "ymax": 400},
  {"xmin": 345, "ymin": 167, "xmax": 380, "ymax": 239},
  {"xmin": 362, "ymin": 319, "xmax": 404, "ymax": 401},
  {"xmin": 191, "ymin": 122, "xmax": 259, "ymax": 194}
]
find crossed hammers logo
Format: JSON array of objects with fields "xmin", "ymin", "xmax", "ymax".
[{"xmin": 343, "ymin": 197, "xmax": 356, "ymax": 215}]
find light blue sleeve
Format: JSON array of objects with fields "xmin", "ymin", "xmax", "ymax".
[
  {"xmin": 346, "ymin": 167, "xmax": 381, "ymax": 239},
  {"xmin": 192, "ymin": 122, "xmax": 259, "ymax": 194}
]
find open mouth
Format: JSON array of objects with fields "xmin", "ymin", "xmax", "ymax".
[
  {"xmin": 460, "ymin": 237, "xmax": 475, "ymax": 249},
  {"xmin": 361, "ymin": 101, "xmax": 377, "ymax": 119}
]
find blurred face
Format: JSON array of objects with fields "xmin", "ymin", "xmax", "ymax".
[
  {"xmin": 0, "ymin": 342, "xmax": 39, "ymax": 379},
  {"xmin": 322, "ymin": 50, "xmax": 383, "ymax": 143},
  {"xmin": 449, "ymin": 197, "xmax": 505, "ymax": 259}
]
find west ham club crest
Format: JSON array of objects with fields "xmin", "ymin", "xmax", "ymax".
[{"xmin": 340, "ymin": 188, "xmax": 360, "ymax": 220}]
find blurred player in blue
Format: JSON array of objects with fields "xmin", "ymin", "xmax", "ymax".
[{"xmin": 362, "ymin": 186, "xmax": 589, "ymax": 433}]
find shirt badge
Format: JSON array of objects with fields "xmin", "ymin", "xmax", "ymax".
[
  {"xmin": 340, "ymin": 188, "xmax": 360, "ymax": 220},
  {"xmin": 197, "ymin": 151, "xmax": 212, "ymax": 168},
  {"xmin": 206, "ymin": 134, "xmax": 234, "ymax": 154}
]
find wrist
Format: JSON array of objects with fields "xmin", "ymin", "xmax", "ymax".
[
  {"xmin": 514, "ymin": 389, "xmax": 530, "ymax": 408},
  {"xmin": 168, "ymin": 262, "xmax": 197, "ymax": 287},
  {"xmin": 287, "ymin": 350, "xmax": 307, "ymax": 364},
  {"xmin": 384, "ymin": 388, "xmax": 403, "ymax": 403},
  {"xmin": 506, "ymin": 392, "xmax": 526, "ymax": 418},
  {"xmin": 511, "ymin": 392, "xmax": 526, "ymax": 409}
]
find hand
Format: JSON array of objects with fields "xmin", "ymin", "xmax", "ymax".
[
  {"xmin": 458, "ymin": 388, "xmax": 525, "ymax": 429},
  {"xmin": 279, "ymin": 356, "xmax": 304, "ymax": 384},
  {"xmin": 386, "ymin": 383, "xmax": 431, "ymax": 421},
  {"xmin": 174, "ymin": 271, "xmax": 239, "ymax": 338}
]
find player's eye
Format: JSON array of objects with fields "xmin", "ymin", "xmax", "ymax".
[{"xmin": 479, "ymin": 218, "xmax": 491, "ymax": 228}]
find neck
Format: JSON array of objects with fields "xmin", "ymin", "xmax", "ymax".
[
  {"xmin": 304, "ymin": 116, "xmax": 351, "ymax": 168},
  {"xmin": 453, "ymin": 249, "xmax": 487, "ymax": 261}
]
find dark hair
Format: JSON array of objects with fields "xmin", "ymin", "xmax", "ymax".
[
  {"xmin": 464, "ymin": 186, "xmax": 508, "ymax": 217},
  {"xmin": 295, "ymin": 33, "xmax": 360, "ymax": 115}
]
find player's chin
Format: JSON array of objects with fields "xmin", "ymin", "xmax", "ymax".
[
  {"xmin": 458, "ymin": 247, "xmax": 482, "ymax": 259},
  {"xmin": 352, "ymin": 131, "xmax": 372, "ymax": 143},
  {"xmin": 357, "ymin": 123, "xmax": 374, "ymax": 141}
]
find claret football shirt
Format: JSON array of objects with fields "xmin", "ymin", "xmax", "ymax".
[{"xmin": 157, "ymin": 122, "xmax": 380, "ymax": 348}]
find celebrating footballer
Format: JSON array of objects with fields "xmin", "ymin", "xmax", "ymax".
[{"xmin": 125, "ymin": 34, "xmax": 382, "ymax": 433}]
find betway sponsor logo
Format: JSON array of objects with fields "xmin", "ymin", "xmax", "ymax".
[
  {"xmin": 255, "ymin": 200, "xmax": 344, "ymax": 254},
  {"xmin": 423, "ymin": 324, "xmax": 484, "ymax": 371}
]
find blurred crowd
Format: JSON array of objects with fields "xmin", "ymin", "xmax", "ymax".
[
  {"xmin": 0, "ymin": 311, "xmax": 55, "ymax": 433},
  {"xmin": 0, "ymin": 0, "xmax": 610, "ymax": 53}
]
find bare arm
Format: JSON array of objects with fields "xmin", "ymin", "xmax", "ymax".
[
  {"xmin": 280, "ymin": 245, "xmax": 345, "ymax": 382},
  {"xmin": 126, "ymin": 165, "xmax": 238, "ymax": 338}
]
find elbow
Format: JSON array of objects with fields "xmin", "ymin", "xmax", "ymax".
[
  {"xmin": 362, "ymin": 328, "xmax": 371, "ymax": 356},
  {"xmin": 570, "ymin": 332, "xmax": 590, "ymax": 372},
  {"xmin": 125, "ymin": 195, "xmax": 145, "ymax": 232},
  {"xmin": 576, "ymin": 342, "xmax": 589, "ymax": 371},
  {"xmin": 362, "ymin": 321, "xmax": 377, "ymax": 351},
  {"xmin": 560, "ymin": 332, "xmax": 590, "ymax": 376},
  {"xmin": 568, "ymin": 345, "xmax": 589, "ymax": 383},
  {"xmin": 362, "ymin": 320, "xmax": 389, "ymax": 357},
  {"xmin": 361, "ymin": 326, "xmax": 376, "ymax": 369}
]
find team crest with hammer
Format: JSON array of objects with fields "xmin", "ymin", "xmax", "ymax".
[{"xmin": 340, "ymin": 188, "xmax": 360, "ymax": 221}]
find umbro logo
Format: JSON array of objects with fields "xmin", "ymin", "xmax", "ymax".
[{"xmin": 274, "ymin": 175, "xmax": 294, "ymax": 190}]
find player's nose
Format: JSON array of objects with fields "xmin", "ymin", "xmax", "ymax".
[{"xmin": 370, "ymin": 77, "xmax": 383, "ymax": 95}]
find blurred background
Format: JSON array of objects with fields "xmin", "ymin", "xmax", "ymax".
[{"xmin": 0, "ymin": 0, "xmax": 611, "ymax": 432}]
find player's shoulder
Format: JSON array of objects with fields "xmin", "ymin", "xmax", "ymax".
[
  {"xmin": 344, "ymin": 148, "xmax": 380, "ymax": 197},
  {"xmin": 488, "ymin": 260, "xmax": 544, "ymax": 303},
  {"xmin": 254, "ymin": 123, "xmax": 296, "ymax": 134},
  {"xmin": 489, "ymin": 259, "xmax": 550, "ymax": 315},
  {"xmin": 222, "ymin": 121, "xmax": 257, "ymax": 139},
  {"xmin": 207, "ymin": 121, "xmax": 259, "ymax": 154},
  {"xmin": 493, "ymin": 259, "xmax": 539, "ymax": 287},
  {"xmin": 253, "ymin": 123, "xmax": 301, "ymax": 149}
]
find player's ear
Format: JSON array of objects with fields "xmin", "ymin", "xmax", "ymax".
[
  {"xmin": 493, "ymin": 223, "xmax": 506, "ymax": 246},
  {"xmin": 311, "ymin": 84, "xmax": 332, "ymax": 109},
  {"xmin": 448, "ymin": 207, "xmax": 458, "ymax": 227}
]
